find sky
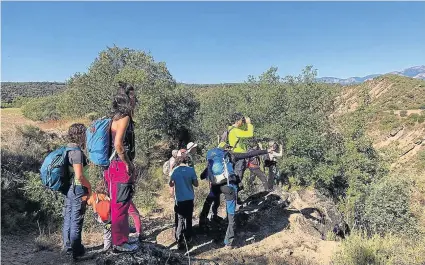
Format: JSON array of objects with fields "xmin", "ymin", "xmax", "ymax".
[{"xmin": 1, "ymin": 1, "xmax": 425, "ymax": 84}]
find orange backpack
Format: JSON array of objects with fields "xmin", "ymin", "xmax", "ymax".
[{"xmin": 93, "ymin": 193, "xmax": 111, "ymax": 222}]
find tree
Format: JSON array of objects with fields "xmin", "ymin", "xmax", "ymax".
[{"xmin": 57, "ymin": 46, "xmax": 197, "ymax": 166}]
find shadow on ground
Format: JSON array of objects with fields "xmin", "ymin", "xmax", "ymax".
[{"xmin": 182, "ymin": 191, "xmax": 298, "ymax": 256}]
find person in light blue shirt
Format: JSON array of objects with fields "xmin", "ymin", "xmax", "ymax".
[{"xmin": 169, "ymin": 155, "xmax": 199, "ymax": 250}]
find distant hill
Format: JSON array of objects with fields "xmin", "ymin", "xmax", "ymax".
[
  {"xmin": 317, "ymin": 65, "xmax": 425, "ymax": 85},
  {"xmin": 2, "ymin": 66, "xmax": 424, "ymax": 103},
  {"xmin": 1, "ymin": 82, "xmax": 66, "ymax": 103}
]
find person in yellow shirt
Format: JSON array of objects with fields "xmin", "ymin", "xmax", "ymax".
[{"xmin": 227, "ymin": 113, "xmax": 254, "ymax": 196}]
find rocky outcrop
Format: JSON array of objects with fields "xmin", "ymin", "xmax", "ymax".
[
  {"xmin": 390, "ymin": 126, "xmax": 404, "ymax": 137},
  {"xmin": 95, "ymin": 241, "xmax": 217, "ymax": 265},
  {"xmin": 155, "ymin": 189, "xmax": 343, "ymax": 252}
]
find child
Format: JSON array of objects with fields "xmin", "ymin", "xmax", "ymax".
[
  {"xmin": 169, "ymin": 154, "xmax": 199, "ymax": 250},
  {"xmin": 87, "ymin": 180, "xmax": 144, "ymax": 251},
  {"xmin": 86, "ymin": 180, "xmax": 112, "ymax": 251}
]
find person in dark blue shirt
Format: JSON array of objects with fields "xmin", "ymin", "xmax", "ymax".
[{"xmin": 169, "ymin": 155, "xmax": 199, "ymax": 250}]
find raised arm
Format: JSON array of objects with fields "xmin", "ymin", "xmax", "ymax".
[
  {"xmin": 232, "ymin": 149, "xmax": 268, "ymax": 160},
  {"xmin": 234, "ymin": 124, "xmax": 254, "ymax": 139}
]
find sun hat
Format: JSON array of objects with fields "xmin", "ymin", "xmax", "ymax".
[{"xmin": 186, "ymin": 142, "xmax": 198, "ymax": 151}]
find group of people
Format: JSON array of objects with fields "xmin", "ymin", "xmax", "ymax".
[
  {"xmin": 61, "ymin": 82, "xmax": 142, "ymax": 259},
  {"xmin": 165, "ymin": 113, "xmax": 284, "ymax": 250},
  {"xmin": 58, "ymin": 81, "xmax": 284, "ymax": 260}
]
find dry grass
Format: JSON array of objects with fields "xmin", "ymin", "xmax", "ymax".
[{"xmin": 1, "ymin": 107, "xmax": 90, "ymax": 138}]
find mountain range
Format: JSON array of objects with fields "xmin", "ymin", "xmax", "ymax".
[{"xmin": 317, "ymin": 65, "xmax": 425, "ymax": 85}]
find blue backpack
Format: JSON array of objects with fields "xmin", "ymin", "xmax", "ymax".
[
  {"xmin": 40, "ymin": 146, "xmax": 80, "ymax": 194},
  {"xmin": 207, "ymin": 148, "xmax": 235, "ymax": 185},
  {"xmin": 86, "ymin": 117, "xmax": 113, "ymax": 167}
]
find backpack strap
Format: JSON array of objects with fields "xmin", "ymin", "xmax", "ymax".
[
  {"xmin": 227, "ymin": 127, "xmax": 240, "ymax": 150},
  {"xmin": 64, "ymin": 146, "xmax": 83, "ymax": 193}
]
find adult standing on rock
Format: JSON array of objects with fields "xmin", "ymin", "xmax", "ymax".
[
  {"xmin": 62, "ymin": 123, "xmax": 92, "ymax": 260},
  {"xmin": 103, "ymin": 81, "xmax": 139, "ymax": 253},
  {"xmin": 186, "ymin": 142, "xmax": 198, "ymax": 167}
]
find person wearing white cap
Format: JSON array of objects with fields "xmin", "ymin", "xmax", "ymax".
[{"xmin": 185, "ymin": 142, "xmax": 197, "ymax": 167}]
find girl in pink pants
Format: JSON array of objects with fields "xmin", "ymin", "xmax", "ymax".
[{"xmin": 104, "ymin": 161, "xmax": 143, "ymax": 248}]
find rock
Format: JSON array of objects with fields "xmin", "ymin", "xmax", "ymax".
[
  {"xmin": 96, "ymin": 242, "xmax": 217, "ymax": 265},
  {"xmin": 414, "ymin": 138, "xmax": 423, "ymax": 145},
  {"xmin": 390, "ymin": 126, "xmax": 403, "ymax": 137},
  {"xmin": 400, "ymin": 144, "xmax": 416, "ymax": 156}
]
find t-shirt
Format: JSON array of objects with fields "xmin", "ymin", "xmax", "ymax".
[
  {"xmin": 170, "ymin": 165, "xmax": 197, "ymax": 202},
  {"xmin": 67, "ymin": 143, "xmax": 89, "ymax": 186},
  {"xmin": 228, "ymin": 124, "xmax": 254, "ymax": 153}
]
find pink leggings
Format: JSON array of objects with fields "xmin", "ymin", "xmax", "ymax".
[
  {"xmin": 104, "ymin": 160, "xmax": 142, "ymax": 246},
  {"xmin": 128, "ymin": 201, "xmax": 142, "ymax": 234}
]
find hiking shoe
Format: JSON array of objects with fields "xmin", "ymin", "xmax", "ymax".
[
  {"xmin": 113, "ymin": 243, "xmax": 138, "ymax": 253},
  {"xmin": 128, "ymin": 236, "xmax": 140, "ymax": 244},
  {"xmin": 72, "ymin": 245, "xmax": 86, "ymax": 260},
  {"xmin": 212, "ymin": 215, "xmax": 225, "ymax": 224},
  {"xmin": 61, "ymin": 247, "xmax": 72, "ymax": 256},
  {"xmin": 177, "ymin": 242, "xmax": 186, "ymax": 251},
  {"xmin": 223, "ymin": 244, "xmax": 235, "ymax": 250}
]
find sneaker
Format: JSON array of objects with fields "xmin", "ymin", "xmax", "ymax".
[
  {"xmin": 128, "ymin": 236, "xmax": 140, "ymax": 244},
  {"xmin": 113, "ymin": 243, "xmax": 138, "ymax": 253}
]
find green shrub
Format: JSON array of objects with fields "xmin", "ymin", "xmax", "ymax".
[
  {"xmin": 132, "ymin": 165, "xmax": 163, "ymax": 214},
  {"xmin": 1, "ymin": 126, "xmax": 65, "ymax": 234},
  {"xmin": 399, "ymin": 110, "xmax": 408, "ymax": 117},
  {"xmin": 363, "ymin": 177, "xmax": 417, "ymax": 236},
  {"xmin": 418, "ymin": 114, "xmax": 425, "ymax": 123},
  {"xmin": 21, "ymin": 95, "xmax": 61, "ymax": 121},
  {"xmin": 332, "ymin": 232, "xmax": 425, "ymax": 265},
  {"xmin": 379, "ymin": 113, "xmax": 400, "ymax": 131},
  {"xmin": 23, "ymin": 171, "xmax": 64, "ymax": 230}
]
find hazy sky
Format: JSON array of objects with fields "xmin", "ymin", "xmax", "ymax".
[{"xmin": 2, "ymin": 1, "xmax": 425, "ymax": 83}]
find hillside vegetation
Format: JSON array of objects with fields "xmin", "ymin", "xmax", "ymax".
[
  {"xmin": 1, "ymin": 82, "xmax": 66, "ymax": 107},
  {"xmin": 2, "ymin": 46, "xmax": 424, "ymax": 264}
]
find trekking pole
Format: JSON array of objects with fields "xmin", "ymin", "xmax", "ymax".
[{"xmin": 182, "ymin": 222, "xmax": 191, "ymax": 265}]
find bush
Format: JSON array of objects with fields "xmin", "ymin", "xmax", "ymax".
[
  {"xmin": 332, "ymin": 232, "xmax": 425, "ymax": 265},
  {"xmin": 1, "ymin": 126, "xmax": 64, "ymax": 234},
  {"xmin": 399, "ymin": 110, "xmax": 408, "ymax": 117},
  {"xmin": 378, "ymin": 113, "xmax": 400, "ymax": 131},
  {"xmin": 132, "ymin": 165, "xmax": 163, "ymax": 214},
  {"xmin": 21, "ymin": 95, "xmax": 61, "ymax": 121},
  {"xmin": 418, "ymin": 114, "xmax": 425, "ymax": 123},
  {"xmin": 363, "ymin": 177, "xmax": 417, "ymax": 236}
]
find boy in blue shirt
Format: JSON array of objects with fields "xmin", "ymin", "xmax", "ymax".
[{"xmin": 169, "ymin": 155, "xmax": 199, "ymax": 250}]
